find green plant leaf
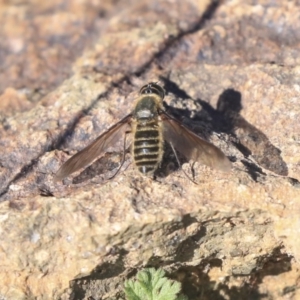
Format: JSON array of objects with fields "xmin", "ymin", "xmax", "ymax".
[{"xmin": 124, "ymin": 268, "xmax": 188, "ymax": 300}]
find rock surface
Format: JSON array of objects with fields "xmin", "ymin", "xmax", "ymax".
[{"xmin": 0, "ymin": 0, "xmax": 300, "ymax": 299}]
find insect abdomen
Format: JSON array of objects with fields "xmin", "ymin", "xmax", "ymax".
[{"xmin": 133, "ymin": 119, "xmax": 163, "ymax": 174}]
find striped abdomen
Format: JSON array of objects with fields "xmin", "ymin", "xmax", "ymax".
[{"xmin": 133, "ymin": 119, "xmax": 163, "ymax": 174}]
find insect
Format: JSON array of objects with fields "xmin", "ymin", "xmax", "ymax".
[{"xmin": 55, "ymin": 82, "xmax": 231, "ymax": 181}]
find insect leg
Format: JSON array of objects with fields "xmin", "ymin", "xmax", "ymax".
[
  {"xmin": 169, "ymin": 142, "xmax": 198, "ymax": 185},
  {"xmin": 108, "ymin": 131, "xmax": 130, "ymax": 180}
]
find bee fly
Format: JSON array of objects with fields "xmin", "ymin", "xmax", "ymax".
[{"xmin": 55, "ymin": 82, "xmax": 231, "ymax": 181}]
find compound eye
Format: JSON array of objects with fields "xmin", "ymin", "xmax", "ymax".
[{"xmin": 139, "ymin": 82, "xmax": 165, "ymax": 99}]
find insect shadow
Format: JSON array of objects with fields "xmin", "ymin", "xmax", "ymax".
[
  {"xmin": 162, "ymin": 78, "xmax": 288, "ymax": 181},
  {"xmin": 215, "ymin": 89, "xmax": 288, "ymax": 177}
]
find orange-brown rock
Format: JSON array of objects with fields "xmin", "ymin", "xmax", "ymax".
[{"xmin": 0, "ymin": 0, "xmax": 299, "ymax": 299}]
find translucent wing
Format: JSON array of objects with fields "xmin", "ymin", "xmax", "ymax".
[
  {"xmin": 161, "ymin": 111, "xmax": 231, "ymax": 171},
  {"xmin": 55, "ymin": 114, "xmax": 132, "ymax": 180}
]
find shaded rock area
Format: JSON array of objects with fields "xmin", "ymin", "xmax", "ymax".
[{"xmin": 0, "ymin": 0, "xmax": 300, "ymax": 299}]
